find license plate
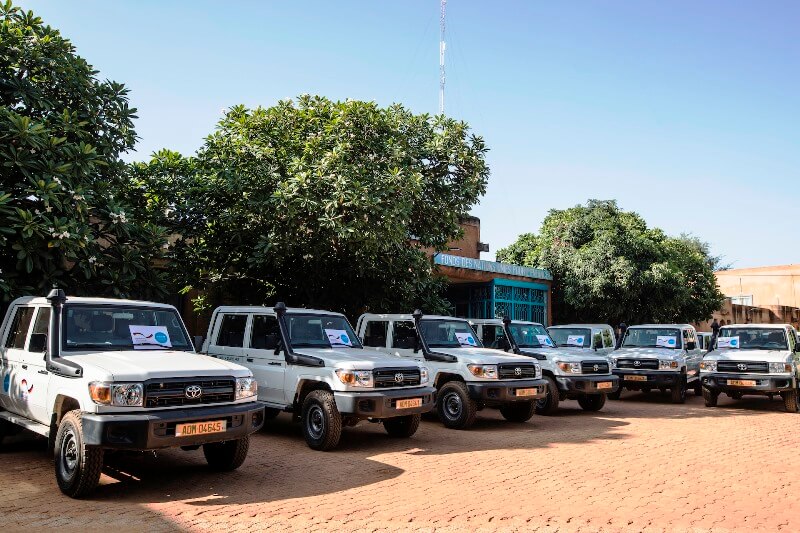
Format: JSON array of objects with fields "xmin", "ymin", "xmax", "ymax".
[
  {"xmin": 516, "ymin": 388, "xmax": 539, "ymax": 397},
  {"xmin": 727, "ymin": 379, "xmax": 756, "ymax": 387},
  {"xmin": 175, "ymin": 420, "xmax": 227, "ymax": 437},
  {"xmin": 625, "ymin": 375, "xmax": 648, "ymax": 381},
  {"xmin": 396, "ymin": 398, "xmax": 422, "ymax": 409},
  {"xmin": 597, "ymin": 381, "xmax": 613, "ymax": 390}
]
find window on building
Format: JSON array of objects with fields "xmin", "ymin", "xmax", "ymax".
[{"xmin": 215, "ymin": 314, "xmax": 247, "ymax": 348}]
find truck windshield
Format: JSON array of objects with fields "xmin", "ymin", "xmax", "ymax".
[
  {"xmin": 509, "ymin": 323, "xmax": 554, "ymax": 348},
  {"xmin": 62, "ymin": 305, "xmax": 192, "ymax": 352},
  {"xmin": 547, "ymin": 327, "xmax": 591, "ymax": 348},
  {"xmin": 719, "ymin": 328, "xmax": 787, "ymax": 350},
  {"xmin": 419, "ymin": 319, "xmax": 483, "ymax": 349},
  {"xmin": 286, "ymin": 314, "xmax": 363, "ymax": 349},
  {"xmin": 622, "ymin": 328, "xmax": 682, "ymax": 349}
]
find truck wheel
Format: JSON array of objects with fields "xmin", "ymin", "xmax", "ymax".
[
  {"xmin": 436, "ymin": 381, "xmax": 477, "ymax": 429},
  {"xmin": 203, "ymin": 436, "xmax": 250, "ymax": 471},
  {"xmin": 577, "ymin": 394, "xmax": 606, "ymax": 412},
  {"xmin": 670, "ymin": 379, "xmax": 687, "ymax": 404},
  {"xmin": 703, "ymin": 388, "xmax": 719, "ymax": 407},
  {"xmin": 383, "ymin": 414, "xmax": 421, "ymax": 437},
  {"xmin": 535, "ymin": 376, "xmax": 560, "ymax": 415},
  {"xmin": 54, "ymin": 410, "xmax": 104, "ymax": 498},
  {"xmin": 301, "ymin": 390, "xmax": 343, "ymax": 450},
  {"xmin": 608, "ymin": 386, "xmax": 623, "ymax": 400},
  {"xmin": 499, "ymin": 401, "xmax": 536, "ymax": 422},
  {"xmin": 781, "ymin": 389, "xmax": 799, "ymax": 413}
]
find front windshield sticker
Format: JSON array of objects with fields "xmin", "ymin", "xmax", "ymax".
[
  {"xmin": 717, "ymin": 336, "xmax": 739, "ymax": 349},
  {"xmin": 567, "ymin": 335, "xmax": 585, "ymax": 347},
  {"xmin": 130, "ymin": 325, "xmax": 172, "ymax": 350},
  {"xmin": 656, "ymin": 335, "xmax": 677, "ymax": 348},
  {"xmin": 455, "ymin": 332, "xmax": 478, "ymax": 347},
  {"xmin": 325, "ymin": 329, "xmax": 353, "ymax": 347},
  {"xmin": 536, "ymin": 335, "xmax": 555, "ymax": 347}
]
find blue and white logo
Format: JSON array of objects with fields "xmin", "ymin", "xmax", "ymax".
[
  {"xmin": 154, "ymin": 331, "xmax": 169, "ymax": 344},
  {"xmin": 730, "ymin": 338, "xmax": 738, "ymax": 347},
  {"xmin": 668, "ymin": 338, "xmax": 676, "ymax": 346}
]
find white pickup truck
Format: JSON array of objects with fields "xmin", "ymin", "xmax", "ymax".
[
  {"xmin": 0, "ymin": 290, "xmax": 264, "ymax": 498},
  {"xmin": 356, "ymin": 311, "xmax": 546, "ymax": 429},
  {"xmin": 201, "ymin": 304, "xmax": 435, "ymax": 451}
]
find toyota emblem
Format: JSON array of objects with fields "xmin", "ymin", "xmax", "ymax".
[
  {"xmin": 634, "ymin": 360, "xmax": 641, "ymax": 367},
  {"xmin": 394, "ymin": 373, "xmax": 404, "ymax": 383},
  {"xmin": 737, "ymin": 363, "xmax": 747, "ymax": 371},
  {"xmin": 185, "ymin": 385, "xmax": 202, "ymax": 399},
  {"xmin": 593, "ymin": 364, "xmax": 599, "ymax": 372},
  {"xmin": 514, "ymin": 367, "xmax": 522, "ymax": 376}
]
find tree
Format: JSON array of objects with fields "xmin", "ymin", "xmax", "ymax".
[
  {"xmin": 0, "ymin": 1, "xmax": 168, "ymax": 303},
  {"xmin": 133, "ymin": 96, "xmax": 489, "ymax": 317},
  {"xmin": 496, "ymin": 200, "xmax": 724, "ymax": 325}
]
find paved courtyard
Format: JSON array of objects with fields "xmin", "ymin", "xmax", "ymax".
[{"xmin": 1, "ymin": 391, "xmax": 797, "ymax": 532}]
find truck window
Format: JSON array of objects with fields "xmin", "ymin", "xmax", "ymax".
[
  {"xmin": 481, "ymin": 325, "xmax": 504, "ymax": 349},
  {"xmin": 215, "ymin": 314, "xmax": 247, "ymax": 348},
  {"xmin": 4, "ymin": 306, "xmax": 34, "ymax": 349},
  {"xmin": 602, "ymin": 328, "xmax": 613, "ymax": 348},
  {"xmin": 362, "ymin": 320, "xmax": 388, "ymax": 347},
  {"xmin": 392, "ymin": 321, "xmax": 416, "ymax": 349},
  {"xmin": 250, "ymin": 315, "xmax": 280, "ymax": 350}
]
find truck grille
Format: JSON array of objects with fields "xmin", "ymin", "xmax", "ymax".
[
  {"xmin": 144, "ymin": 378, "xmax": 236, "ymax": 408},
  {"xmin": 581, "ymin": 361, "xmax": 610, "ymax": 374},
  {"xmin": 717, "ymin": 361, "xmax": 768, "ymax": 373},
  {"xmin": 373, "ymin": 368, "xmax": 421, "ymax": 388},
  {"xmin": 498, "ymin": 363, "xmax": 537, "ymax": 379},
  {"xmin": 616, "ymin": 359, "xmax": 659, "ymax": 370}
]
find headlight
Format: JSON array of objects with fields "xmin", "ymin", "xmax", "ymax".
[
  {"xmin": 610, "ymin": 358, "xmax": 617, "ymax": 369},
  {"xmin": 769, "ymin": 362, "xmax": 793, "ymax": 374},
  {"xmin": 556, "ymin": 362, "xmax": 581, "ymax": 374},
  {"xmin": 335, "ymin": 369, "xmax": 374, "ymax": 387},
  {"xmin": 467, "ymin": 364, "xmax": 498, "ymax": 379},
  {"xmin": 699, "ymin": 361, "xmax": 717, "ymax": 372},
  {"xmin": 420, "ymin": 367, "xmax": 429, "ymax": 384},
  {"xmin": 89, "ymin": 382, "xmax": 143, "ymax": 407},
  {"xmin": 534, "ymin": 364, "xmax": 542, "ymax": 379},
  {"xmin": 659, "ymin": 360, "xmax": 679, "ymax": 370},
  {"xmin": 235, "ymin": 377, "xmax": 258, "ymax": 399}
]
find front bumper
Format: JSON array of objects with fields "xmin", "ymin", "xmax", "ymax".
[
  {"xmin": 334, "ymin": 386, "xmax": 435, "ymax": 419},
  {"xmin": 466, "ymin": 379, "xmax": 548, "ymax": 403},
  {"xmin": 613, "ymin": 370, "xmax": 682, "ymax": 389},
  {"xmin": 702, "ymin": 373, "xmax": 796, "ymax": 394},
  {"xmin": 81, "ymin": 402, "xmax": 266, "ymax": 450},
  {"xmin": 556, "ymin": 374, "xmax": 619, "ymax": 394}
]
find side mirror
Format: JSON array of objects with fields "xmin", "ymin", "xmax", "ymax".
[
  {"xmin": 29, "ymin": 333, "xmax": 47, "ymax": 353},
  {"xmin": 687, "ymin": 341, "xmax": 696, "ymax": 350},
  {"xmin": 193, "ymin": 335, "xmax": 204, "ymax": 352}
]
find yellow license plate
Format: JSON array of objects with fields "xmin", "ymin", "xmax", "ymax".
[
  {"xmin": 175, "ymin": 420, "xmax": 226, "ymax": 437},
  {"xmin": 625, "ymin": 375, "xmax": 648, "ymax": 381},
  {"xmin": 597, "ymin": 381, "xmax": 613, "ymax": 390},
  {"xmin": 728, "ymin": 379, "xmax": 756, "ymax": 387},
  {"xmin": 396, "ymin": 398, "xmax": 422, "ymax": 409},
  {"xmin": 516, "ymin": 388, "xmax": 539, "ymax": 397}
]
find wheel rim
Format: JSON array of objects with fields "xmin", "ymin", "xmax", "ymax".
[
  {"xmin": 442, "ymin": 391, "xmax": 462, "ymax": 419},
  {"xmin": 536, "ymin": 389, "xmax": 550, "ymax": 409},
  {"xmin": 306, "ymin": 405, "xmax": 325, "ymax": 440},
  {"xmin": 60, "ymin": 429, "xmax": 79, "ymax": 478}
]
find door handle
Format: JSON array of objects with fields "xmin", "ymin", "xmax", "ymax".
[
  {"xmin": 246, "ymin": 358, "xmax": 254, "ymax": 363},
  {"xmin": 21, "ymin": 364, "xmax": 28, "ymax": 370},
  {"xmin": 269, "ymin": 362, "xmax": 282, "ymax": 366},
  {"xmin": 38, "ymin": 370, "xmax": 48, "ymax": 375}
]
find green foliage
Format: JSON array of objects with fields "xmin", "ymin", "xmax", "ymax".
[
  {"xmin": 497, "ymin": 200, "xmax": 724, "ymax": 324},
  {"xmin": 0, "ymin": 1, "xmax": 168, "ymax": 302},
  {"xmin": 131, "ymin": 96, "xmax": 489, "ymax": 317}
]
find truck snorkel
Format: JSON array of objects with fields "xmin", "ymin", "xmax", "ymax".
[
  {"xmin": 273, "ymin": 302, "xmax": 324, "ymax": 367},
  {"xmin": 45, "ymin": 288, "xmax": 83, "ymax": 378},
  {"xmin": 412, "ymin": 309, "xmax": 457, "ymax": 363}
]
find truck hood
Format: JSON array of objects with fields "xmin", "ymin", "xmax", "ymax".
[
  {"xmin": 294, "ymin": 348, "xmax": 422, "ymax": 370},
  {"xmin": 613, "ymin": 347, "xmax": 684, "ymax": 360},
  {"xmin": 65, "ymin": 350, "xmax": 252, "ymax": 381},
  {"xmin": 430, "ymin": 347, "xmax": 537, "ymax": 366},
  {"xmin": 549, "ymin": 346, "xmax": 608, "ymax": 361},
  {"xmin": 704, "ymin": 349, "xmax": 792, "ymax": 362}
]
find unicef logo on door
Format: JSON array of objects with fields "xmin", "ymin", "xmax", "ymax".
[{"xmin": 154, "ymin": 331, "xmax": 169, "ymax": 344}]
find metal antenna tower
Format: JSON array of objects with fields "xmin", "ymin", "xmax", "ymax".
[{"xmin": 439, "ymin": 0, "xmax": 447, "ymax": 114}]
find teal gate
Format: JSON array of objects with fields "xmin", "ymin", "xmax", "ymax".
[{"xmin": 449, "ymin": 279, "xmax": 549, "ymax": 325}]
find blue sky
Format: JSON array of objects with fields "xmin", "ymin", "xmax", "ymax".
[{"xmin": 23, "ymin": 0, "xmax": 800, "ymax": 268}]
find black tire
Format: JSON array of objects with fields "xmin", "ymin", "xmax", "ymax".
[
  {"xmin": 499, "ymin": 401, "xmax": 536, "ymax": 422},
  {"xmin": 703, "ymin": 388, "xmax": 718, "ymax": 407},
  {"xmin": 608, "ymin": 386, "xmax": 623, "ymax": 400},
  {"xmin": 670, "ymin": 379, "xmax": 687, "ymax": 404},
  {"xmin": 203, "ymin": 436, "xmax": 250, "ymax": 471},
  {"xmin": 301, "ymin": 390, "xmax": 343, "ymax": 450},
  {"xmin": 642, "ymin": 387, "xmax": 651, "ymax": 394},
  {"xmin": 535, "ymin": 376, "xmax": 560, "ymax": 415},
  {"xmin": 693, "ymin": 379, "xmax": 703, "ymax": 396},
  {"xmin": 781, "ymin": 389, "xmax": 799, "ymax": 413},
  {"xmin": 383, "ymin": 414, "xmax": 421, "ymax": 437},
  {"xmin": 263, "ymin": 407, "xmax": 281, "ymax": 420},
  {"xmin": 730, "ymin": 392, "xmax": 743, "ymax": 400},
  {"xmin": 577, "ymin": 394, "xmax": 607, "ymax": 412},
  {"xmin": 436, "ymin": 381, "xmax": 477, "ymax": 429},
  {"xmin": 54, "ymin": 410, "xmax": 104, "ymax": 498}
]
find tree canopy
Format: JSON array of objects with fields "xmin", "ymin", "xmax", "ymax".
[
  {"xmin": 496, "ymin": 200, "xmax": 724, "ymax": 325},
  {"xmin": 0, "ymin": 1, "xmax": 168, "ymax": 303},
  {"xmin": 131, "ymin": 97, "xmax": 490, "ymax": 317}
]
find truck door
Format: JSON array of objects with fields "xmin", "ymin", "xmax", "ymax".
[
  {"xmin": 0, "ymin": 305, "xmax": 34, "ymax": 418},
  {"xmin": 684, "ymin": 328, "xmax": 701, "ymax": 380},
  {"xmin": 208, "ymin": 313, "xmax": 248, "ymax": 365},
  {"xmin": 19, "ymin": 307, "xmax": 51, "ymax": 424},
  {"xmin": 245, "ymin": 314, "xmax": 286, "ymax": 405}
]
